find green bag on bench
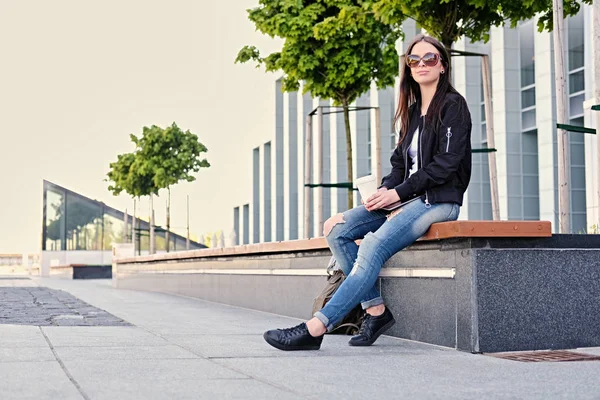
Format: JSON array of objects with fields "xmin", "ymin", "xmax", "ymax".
[{"xmin": 311, "ymin": 257, "xmax": 365, "ymax": 335}]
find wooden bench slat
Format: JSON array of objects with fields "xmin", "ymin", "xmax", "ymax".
[
  {"xmin": 116, "ymin": 221, "xmax": 552, "ymax": 264},
  {"xmin": 421, "ymin": 221, "xmax": 552, "ymax": 240}
]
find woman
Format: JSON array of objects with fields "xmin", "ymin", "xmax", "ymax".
[{"xmin": 264, "ymin": 34, "xmax": 472, "ymax": 351}]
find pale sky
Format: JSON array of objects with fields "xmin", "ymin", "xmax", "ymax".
[{"xmin": 0, "ymin": 0, "xmax": 283, "ymax": 253}]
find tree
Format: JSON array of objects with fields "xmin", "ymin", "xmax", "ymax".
[
  {"xmin": 107, "ymin": 149, "xmax": 159, "ymax": 254},
  {"xmin": 107, "ymin": 124, "xmax": 210, "ymax": 252},
  {"xmin": 131, "ymin": 123, "xmax": 210, "ymax": 252},
  {"xmin": 236, "ymin": 0, "xmax": 402, "ymax": 209},
  {"xmin": 107, "ymin": 152, "xmax": 158, "ymax": 198},
  {"xmin": 373, "ymin": 0, "xmax": 592, "ymax": 48}
]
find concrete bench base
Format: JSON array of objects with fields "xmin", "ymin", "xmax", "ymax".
[
  {"xmin": 114, "ymin": 234, "xmax": 600, "ymax": 353},
  {"xmin": 51, "ymin": 265, "xmax": 112, "ymax": 279}
]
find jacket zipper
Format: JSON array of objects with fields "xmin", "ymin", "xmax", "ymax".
[
  {"xmin": 403, "ymin": 138, "xmax": 409, "ymax": 181},
  {"xmin": 445, "ymin": 127, "xmax": 453, "ymax": 152},
  {"xmin": 420, "ymin": 118, "xmax": 431, "ymax": 208}
]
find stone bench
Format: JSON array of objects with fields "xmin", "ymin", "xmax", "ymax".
[
  {"xmin": 113, "ymin": 220, "xmax": 600, "ymax": 353},
  {"xmin": 50, "ymin": 264, "xmax": 112, "ymax": 279}
]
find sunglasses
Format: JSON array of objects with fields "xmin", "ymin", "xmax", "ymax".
[{"xmin": 406, "ymin": 52, "xmax": 441, "ymax": 68}]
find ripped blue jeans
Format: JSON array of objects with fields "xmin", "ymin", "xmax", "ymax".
[{"xmin": 314, "ymin": 199, "xmax": 460, "ymax": 331}]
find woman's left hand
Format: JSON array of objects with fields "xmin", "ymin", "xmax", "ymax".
[{"xmin": 365, "ymin": 189, "xmax": 400, "ymax": 211}]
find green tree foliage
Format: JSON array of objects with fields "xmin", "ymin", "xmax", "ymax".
[
  {"xmin": 107, "ymin": 123, "xmax": 210, "ymax": 198},
  {"xmin": 131, "ymin": 123, "xmax": 211, "ymax": 191},
  {"xmin": 236, "ymin": 0, "xmax": 402, "ymax": 208},
  {"xmin": 107, "ymin": 152, "xmax": 157, "ymax": 198},
  {"xmin": 373, "ymin": 0, "xmax": 592, "ymax": 47},
  {"xmin": 106, "ymin": 123, "xmax": 210, "ymax": 251}
]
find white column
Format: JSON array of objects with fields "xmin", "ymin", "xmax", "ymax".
[
  {"xmin": 283, "ymin": 92, "xmax": 290, "ymax": 241},
  {"xmin": 370, "ymin": 83, "xmax": 382, "ymax": 187},
  {"xmin": 257, "ymin": 146, "xmax": 264, "ymax": 244},
  {"xmin": 535, "ymin": 25, "xmax": 559, "ymax": 229},
  {"xmin": 584, "ymin": 3, "xmax": 599, "ymax": 228},
  {"xmin": 330, "ymin": 101, "xmax": 340, "ymax": 215},
  {"xmin": 310, "ymin": 97, "xmax": 320, "ymax": 237},
  {"xmin": 452, "ymin": 38, "xmax": 469, "ymax": 219},
  {"xmin": 490, "ymin": 26, "xmax": 521, "ymax": 220}
]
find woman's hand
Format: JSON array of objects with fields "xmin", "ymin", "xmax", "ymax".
[{"xmin": 364, "ymin": 187, "xmax": 400, "ymax": 211}]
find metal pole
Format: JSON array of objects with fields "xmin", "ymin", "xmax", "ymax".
[
  {"xmin": 594, "ymin": 0, "xmax": 600, "ymax": 228},
  {"xmin": 481, "ymin": 55, "xmax": 501, "ymax": 220},
  {"xmin": 133, "ymin": 198, "xmax": 137, "ymax": 255},
  {"xmin": 123, "ymin": 209, "xmax": 129, "ymax": 243},
  {"xmin": 149, "ymin": 195, "xmax": 155, "ymax": 254},
  {"xmin": 317, "ymin": 106, "xmax": 324, "ymax": 236},
  {"xmin": 374, "ymin": 107, "xmax": 382, "ymax": 187},
  {"xmin": 553, "ymin": 0, "xmax": 571, "ymax": 233},
  {"xmin": 166, "ymin": 190, "xmax": 171, "ymax": 252},
  {"xmin": 304, "ymin": 114, "xmax": 312, "ymax": 239},
  {"xmin": 186, "ymin": 194, "xmax": 190, "ymax": 250}
]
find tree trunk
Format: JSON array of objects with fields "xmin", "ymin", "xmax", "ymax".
[
  {"xmin": 136, "ymin": 197, "xmax": 141, "ymax": 255},
  {"xmin": 481, "ymin": 55, "xmax": 501, "ymax": 220},
  {"xmin": 166, "ymin": 188, "xmax": 171, "ymax": 252},
  {"xmin": 553, "ymin": 0, "xmax": 571, "ymax": 233},
  {"xmin": 149, "ymin": 194, "xmax": 155, "ymax": 255},
  {"xmin": 594, "ymin": 0, "xmax": 600, "ymax": 229},
  {"xmin": 443, "ymin": 40, "xmax": 454, "ymax": 86},
  {"xmin": 342, "ymin": 98, "xmax": 354, "ymax": 209},
  {"xmin": 442, "ymin": 38, "xmax": 453, "ymax": 51},
  {"xmin": 133, "ymin": 198, "xmax": 137, "ymax": 254},
  {"xmin": 186, "ymin": 194, "xmax": 190, "ymax": 250}
]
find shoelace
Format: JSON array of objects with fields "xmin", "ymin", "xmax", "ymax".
[
  {"xmin": 357, "ymin": 314, "xmax": 372, "ymax": 336},
  {"xmin": 279, "ymin": 323, "xmax": 306, "ymax": 338}
]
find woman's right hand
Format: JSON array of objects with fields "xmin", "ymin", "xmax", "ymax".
[{"xmin": 363, "ymin": 187, "xmax": 389, "ymax": 208}]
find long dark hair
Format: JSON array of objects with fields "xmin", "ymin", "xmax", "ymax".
[{"xmin": 394, "ymin": 34, "xmax": 458, "ymax": 144}]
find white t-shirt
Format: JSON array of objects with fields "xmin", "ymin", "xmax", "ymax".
[{"xmin": 408, "ymin": 126, "xmax": 419, "ymax": 177}]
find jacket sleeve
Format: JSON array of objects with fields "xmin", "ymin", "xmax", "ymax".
[
  {"xmin": 380, "ymin": 144, "xmax": 406, "ymax": 189},
  {"xmin": 393, "ymin": 99, "xmax": 471, "ymax": 200}
]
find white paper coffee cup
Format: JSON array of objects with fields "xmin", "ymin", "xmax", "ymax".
[{"xmin": 355, "ymin": 175, "xmax": 377, "ymax": 201}]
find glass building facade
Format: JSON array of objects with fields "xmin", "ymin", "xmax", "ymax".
[
  {"xmin": 42, "ymin": 180, "xmax": 206, "ymax": 253},
  {"xmin": 233, "ymin": 5, "xmax": 598, "ymax": 240}
]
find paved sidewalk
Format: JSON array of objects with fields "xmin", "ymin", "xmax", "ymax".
[{"xmin": 1, "ymin": 277, "xmax": 599, "ymax": 399}]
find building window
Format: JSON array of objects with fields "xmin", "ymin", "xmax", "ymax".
[
  {"xmin": 567, "ymin": 11, "xmax": 585, "ymax": 122},
  {"xmin": 65, "ymin": 194, "xmax": 103, "ymax": 251},
  {"xmin": 566, "ymin": 10, "xmax": 586, "ymax": 232},
  {"xmin": 45, "ymin": 188, "xmax": 66, "ymax": 251},
  {"xmin": 519, "ymin": 21, "xmax": 539, "ymax": 220},
  {"xmin": 467, "ymin": 53, "xmax": 493, "ymax": 221}
]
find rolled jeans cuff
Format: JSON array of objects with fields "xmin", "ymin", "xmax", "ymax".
[
  {"xmin": 313, "ymin": 311, "xmax": 334, "ymax": 332},
  {"xmin": 361, "ymin": 296, "xmax": 384, "ymax": 310}
]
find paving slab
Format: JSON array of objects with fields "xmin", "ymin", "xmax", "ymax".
[
  {"xmin": 57, "ymin": 377, "xmax": 303, "ymax": 400},
  {"xmin": 217, "ymin": 353, "xmax": 600, "ymax": 399},
  {"xmin": 0, "ymin": 277, "xmax": 38, "ymax": 287},
  {"xmin": 41, "ymin": 326, "xmax": 170, "ymax": 347},
  {"xmin": 0, "ymin": 346, "xmax": 56, "ymax": 362},
  {"xmin": 165, "ymin": 332, "xmax": 447, "ymax": 359},
  {"xmin": 0, "ymin": 325, "xmax": 50, "ymax": 347},
  {"xmin": 0, "ymin": 361, "xmax": 82, "ymax": 400},
  {"xmin": 53, "ymin": 344, "xmax": 199, "ymax": 361},
  {"xmin": 6, "ymin": 277, "xmax": 599, "ymax": 400},
  {"xmin": 62, "ymin": 358, "xmax": 248, "ymax": 383}
]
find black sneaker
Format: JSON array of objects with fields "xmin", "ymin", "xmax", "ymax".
[
  {"xmin": 263, "ymin": 323, "xmax": 324, "ymax": 351},
  {"xmin": 348, "ymin": 307, "xmax": 395, "ymax": 346}
]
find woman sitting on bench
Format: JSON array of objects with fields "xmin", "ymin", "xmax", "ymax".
[{"xmin": 264, "ymin": 34, "xmax": 473, "ymax": 351}]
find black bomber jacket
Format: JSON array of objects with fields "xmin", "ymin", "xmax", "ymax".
[{"xmin": 380, "ymin": 91, "xmax": 472, "ymax": 206}]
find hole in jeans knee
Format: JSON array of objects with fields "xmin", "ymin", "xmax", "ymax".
[{"xmin": 324, "ymin": 213, "xmax": 345, "ymax": 237}]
